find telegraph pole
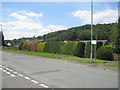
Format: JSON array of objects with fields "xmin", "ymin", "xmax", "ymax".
[{"xmin": 90, "ymin": 0, "xmax": 93, "ymax": 63}]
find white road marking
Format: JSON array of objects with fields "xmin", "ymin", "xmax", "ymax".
[
  {"xmin": 0, "ymin": 68, "xmax": 3, "ymax": 70},
  {"xmin": 1, "ymin": 66, "xmax": 49, "ymax": 88},
  {"xmin": 40, "ymin": 84, "xmax": 49, "ymax": 88},
  {"xmin": 13, "ymin": 72, "xmax": 18, "ymax": 74},
  {"xmin": 9, "ymin": 69, "xmax": 13, "ymax": 72},
  {"xmin": 18, "ymin": 74, "xmax": 23, "ymax": 76},
  {"xmin": 0, "ymin": 65, "xmax": 2, "ymax": 67},
  {"xmin": 2, "ymin": 66, "xmax": 5, "ymax": 68},
  {"xmin": 10, "ymin": 74, "xmax": 16, "ymax": 77},
  {"xmin": 3, "ymin": 70, "xmax": 6, "ymax": 72},
  {"xmin": 24, "ymin": 77, "xmax": 31, "ymax": 80},
  {"xmin": 5, "ymin": 68, "xmax": 9, "ymax": 70},
  {"xmin": 31, "ymin": 80, "xmax": 39, "ymax": 84},
  {"xmin": 6, "ymin": 72, "xmax": 11, "ymax": 75}
]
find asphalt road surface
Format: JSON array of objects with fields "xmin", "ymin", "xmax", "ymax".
[{"xmin": 0, "ymin": 51, "xmax": 118, "ymax": 88}]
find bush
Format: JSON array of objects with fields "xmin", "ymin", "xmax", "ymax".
[
  {"xmin": 43, "ymin": 42, "xmax": 51, "ymax": 53},
  {"xmin": 85, "ymin": 42, "xmax": 91, "ymax": 58},
  {"xmin": 85, "ymin": 42, "xmax": 103, "ymax": 58},
  {"xmin": 101, "ymin": 45, "xmax": 120, "ymax": 53},
  {"xmin": 19, "ymin": 42, "xmax": 25, "ymax": 50},
  {"xmin": 31, "ymin": 43, "xmax": 38, "ymax": 52},
  {"xmin": 49, "ymin": 41, "xmax": 64, "ymax": 54},
  {"xmin": 96, "ymin": 47, "xmax": 114, "ymax": 61},
  {"xmin": 74, "ymin": 42, "xmax": 85, "ymax": 57},
  {"xmin": 61, "ymin": 42, "xmax": 75, "ymax": 55},
  {"xmin": 23, "ymin": 42, "xmax": 32, "ymax": 51},
  {"xmin": 37, "ymin": 42, "xmax": 46, "ymax": 52}
]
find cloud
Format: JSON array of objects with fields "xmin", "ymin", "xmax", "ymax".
[
  {"xmin": 17, "ymin": 11, "xmax": 43, "ymax": 17},
  {"xmin": 25, "ymin": 12, "xmax": 43, "ymax": 17},
  {"xmin": 3, "ymin": 11, "xmax": 67, "ymax": 40},
  {"xmin": 9, "ymin": 12, "xmax": 31, "ymax": 21},
  {"xmin": 3, "ymin": 21, "xmax": 43, "ymax": 30},
  {"xmin": 72, "ymin": 9, "xmax": 118, "ymax": 24},
  {"xmin": 4, "ymin": 31, "xmax": 36, "ymax": 40}
]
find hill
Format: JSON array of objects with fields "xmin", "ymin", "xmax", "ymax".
[{"xmin": 5, "ymin": 22, "xmax": 117, "ymax": 44}]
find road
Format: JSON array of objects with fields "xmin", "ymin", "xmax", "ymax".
[{"xmin": 0, "ymin": 51, "xmax": 118, "ymax": 88}]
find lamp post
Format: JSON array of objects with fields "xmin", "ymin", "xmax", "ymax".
[{"xmin": 90, "ymin": 0, "xmax": 93, "ymax": 63}]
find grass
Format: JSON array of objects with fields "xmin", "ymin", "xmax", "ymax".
[{"xmin": 1, "ymin": 49, "xmax": 118, "ymax": 67}]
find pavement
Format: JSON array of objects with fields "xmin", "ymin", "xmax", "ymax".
[{"xmin": 0, "ymin": 51, "xmax": 118, "ymax": 88}]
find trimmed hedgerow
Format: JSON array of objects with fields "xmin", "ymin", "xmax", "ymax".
[
  {"xmin": 43, "ymin": 42, "xmax": 51, "ymax": 53},
  {"xmin": 37, "ymin": 42, "xmax": 46, "ymax": 52},
  {"xmin": 85, "ymin": 42, "xmax": 91, "ymax": 58},
  {"xmin": 61, "ymin": 42, "xmax": 75, "ymax": 55},
  {"xmin": 74, "ymin": 42, "xmax": 85, "ymax": 57},
  {"xmin": 23, "ymin": 42, "xmax": 32, "ymax": 51},
  {"xmin": 85, "ymin": 42, "xmax": 103, "ymax": 58},
  {"xmin": 31, "ymin": 43, "xmax": 38, "ymax": 52},
  {"xmin": 96, "ymin": 47, "xmax": 114, "ymax": 61},
  {"xmin": 73, "ymin": 42, "xmax": 78, "ymax": 55},
  {"xmin": 19, "ymin": 42, "xmax": 25, "ymax": 50},
  {"xmin": 49, "ymin": 41, "xmax": 64, "ymax": 54}
]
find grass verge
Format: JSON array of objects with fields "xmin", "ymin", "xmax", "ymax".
[{"xmin": 1, "ymin": 49, "xmax": 118, "ymax": 67}]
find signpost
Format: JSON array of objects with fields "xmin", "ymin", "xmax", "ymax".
[
  {"xmin": 91, "ymin": 40, "xmax": 97, "ymax": 62},
  {"xmin": 91, "ymin": 40, "xmax": 97, "ymax": 45}
]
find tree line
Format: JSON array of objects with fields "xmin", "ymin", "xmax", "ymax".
[{"xmin": 5, "ymin": 18, "xmax": 120, "ymax": 53}]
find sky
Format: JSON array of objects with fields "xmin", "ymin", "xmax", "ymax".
[{"xmin": 1, "ymin": 2, "xmax": 118, "ymax": 40}]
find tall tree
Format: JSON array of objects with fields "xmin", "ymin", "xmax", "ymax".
[{"xmin": 110, "ymin": 17, "xmax": 120, "ymax": 53}]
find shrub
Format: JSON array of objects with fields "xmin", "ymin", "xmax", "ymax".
[
  {"xmin": 74, "ymin": 42, "xmax": 85, "ymax": 57},
  {"xmin": 85, "ymin": 42, "xmax": 103, "ymax": 58},
  {"xmin": 61, "ymin": 42, "xmax": 75, "ymax": 55},
  {"xmin": 19, "ymin": 42, "xmax": 25, "ymax": 50},
  {"xmin": 49, "ymin": 41, "xmax": 64, "ymax": 54},
  {"xmin": 37, "ymin": 42, "xmax": 46, "ymax": 52},
  {"xmin": 43, "ymin": 42, "xmax": 51, "ymax": 53},
  {"xmin": 31, "ymin": 43, "xmax": 38, "ymax": 52},
  {"xmin": 85, "ymin": 42, "xmax": 91, "ymax": 58},
  {"xmin": 96, "ymin": 47, "xmax": 114, "ymax": 61},
  {"xmin": 101, "ymin": 45, "xmax": 120, "ymax": 53},
  {"xmin": 23, "ymin": 42, "xmax": 31, "ymax": 51}
]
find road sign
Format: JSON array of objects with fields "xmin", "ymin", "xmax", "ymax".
[{"xmin": 91, "ymin": 40, "xmax": 97, "ymax": 44}]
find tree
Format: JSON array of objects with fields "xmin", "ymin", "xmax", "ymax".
[{"xmin": 110, "ymin": 17, "xmax": 120, "ymax": 53}]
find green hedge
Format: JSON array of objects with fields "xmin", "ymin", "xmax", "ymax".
[
  {"xmin": 49, "ymin": 41, "xmax": 64, "ymax": 54},
  {"xmin": 37, "ymin": 42, "xmax": 46, "ymax": 52},
  {"xmin": 43, "ymin": 42, "xmax": 51, "ymax": 53},
  {"xmin": 61, "ymin": 42, "xmax": 75, "ymax": 55},
  {"xmin": 96, "ymin": 47, "xmax": 114, "ymax": 61},
  {"xmin": 85, "ymin": 42, "xmax": 103, "ymax": 58},
  {"xmin": 18, "ymin": 41, "xmax": 86, "ymax": 58},
  {"xmin": 74, "ymin": 42, "xmax": 85, "ymax": 57},
  {"xmin": 19, "ymin": 42, "xmax": 25, "ymax": 50}
]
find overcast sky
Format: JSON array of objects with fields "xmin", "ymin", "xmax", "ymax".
[{"xmin": 1, "ymin": 2, "xmax": 118, "ymax": 40}]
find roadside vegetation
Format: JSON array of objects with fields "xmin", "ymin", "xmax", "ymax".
[
  {"xmin": 2, "ymin": 18, "xmax": 120, "ymax": 68},
  {"xmin": 2, "ymin": 49, "xmax": 118, "ymax": 67}
]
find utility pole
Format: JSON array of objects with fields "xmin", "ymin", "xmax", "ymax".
[{"xmin": 90, "ymin": 0, "xmax": 93, "ymax": 63}]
